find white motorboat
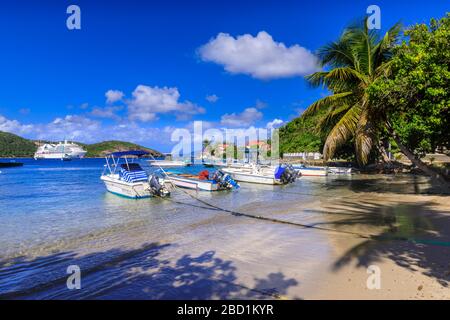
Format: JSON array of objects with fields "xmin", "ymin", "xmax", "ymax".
[
  {"xmin": 34, "ymin": 140, "xmax": 87, "ymax": 160},
  {"xmin": 166, "ymin": 169, "xmax": 239, "ymax": 191},
  {"xmin": 221, "ymin": 164, "xmax": 298, "ymax": 185},
  {"xmin": 101, "ymin": 150, "xmax": 170, "ymax": 199},
  {"xmin": 147, "ymin": 159, "xmax": 190, "ymax": 168},
  {"xmin": 328, "ymin": 167, "xmax": 353, "ymax": 175},
  {"xmin": 292, "ymin": 164, "xmax": 328, "ymax": 176}
]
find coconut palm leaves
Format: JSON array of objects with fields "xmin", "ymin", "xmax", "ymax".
[{"xmin": 304, "ymin": 21, "xmax": 401, "ymax": 164}]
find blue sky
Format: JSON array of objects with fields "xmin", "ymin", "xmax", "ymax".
[{"xmin": 0, "ymin": 0, "xmax": 448, "ymax": 151}]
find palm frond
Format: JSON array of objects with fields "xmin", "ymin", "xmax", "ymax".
[
  {"xmin": 373, "ymin": 22, "xmax": 402, "ymax": 67},
  {"xmin": 317, "ymin": 103, "xmax": 352, "ymax": 131},
  {"xmin": 317, "ymin": 39, "xmax": 355, "ymax": 68},
  {"xmin": 322, "ymin": 104, "xmax": 362, "ymax": 160},
  {"xmin": 305, "ymin": 71, "xmax": 330, "ymax": 88},
  {"xmin": 302, "ymin": 92, "xmax": 353, "ymax": 117},
  {"xmin": 374, "ymin": 60, "xmax": 393, "ymax": 78},
  {"xmin": 325, "ymin": 67, "xmax": 368, "ymax": 86}
]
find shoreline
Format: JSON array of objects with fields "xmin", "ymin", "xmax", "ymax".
[{"xmin": 1, "ymin": 182, "xmax": 449, "ymax": 299}]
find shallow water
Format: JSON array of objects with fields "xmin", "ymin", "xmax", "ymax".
[{"xmin": 0, "ymin": 158, "xmax": 446, "ymax": 299}]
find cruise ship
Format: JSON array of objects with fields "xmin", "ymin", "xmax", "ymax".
[{"xmin": 34, "ymin": 140, "xmax": 87, "ymax": 160}]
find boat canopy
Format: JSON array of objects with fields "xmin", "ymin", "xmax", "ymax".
[{"xmin": 109, "ymin": 150, "xmax": 149, "ymax": 157}]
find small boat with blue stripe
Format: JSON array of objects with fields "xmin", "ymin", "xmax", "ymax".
[{"xmin": 100, "ymin": 150, "xmax": 170, "ymax": 199}]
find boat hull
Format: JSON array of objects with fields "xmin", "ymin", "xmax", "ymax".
[
  {"xmin": 221, "ymin": 168, "xmax": 282, "ymax": 185},
  {"xmin": 148, "ymin": 160, "xmax": 187, "ymax": 168},
  {"xmin": 167, "ymin": 175, "xmax": 220, "ymax": 191},
  {"xmin": 0, "ymin": 162, "xmax": 23, "ymax": 168},
  {"xmin": 295, "ymin": 168, "xmax": 328, "ymax": 176},
  {"xmin": 101, "ymin": 175, "xmax": 152, "ymax": 198},
  {"xmin": 328, "ymin": 167, "xmax": 353, "ymax": 175}
]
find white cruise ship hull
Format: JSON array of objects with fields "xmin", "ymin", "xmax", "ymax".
[{"xmin": 34, "ymin": 141, "xmax": 87, "ymax": 160}]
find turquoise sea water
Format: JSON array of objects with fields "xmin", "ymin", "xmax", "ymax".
[{"xmin": 0, "ymin": 158, "xmax": 443, "ymax": 299}]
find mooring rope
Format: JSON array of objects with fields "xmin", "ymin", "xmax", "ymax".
[
  {"xmin": 147, "ymin": 158, "xmax": 450, "ymax": 247},
  {"xmin": 146, "ymin": 156, "xmax": 375, "ymax": 239}
]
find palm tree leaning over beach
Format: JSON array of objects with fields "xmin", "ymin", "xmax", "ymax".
[
  {"xmin": 303, "ymin": 19, "xmax": 449, "ymax": 187},
  {"xmin": 303, "ymin": 20, "xmax": 402, "ymax": 165}
]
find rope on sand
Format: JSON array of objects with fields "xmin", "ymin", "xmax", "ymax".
[
  {"xmin": 147, "ymin": 156, "xmax": 375, "ymax": 239},
  {"xmin": 149, "ymin": 159, "xmax": 450, "ymax": 248}
]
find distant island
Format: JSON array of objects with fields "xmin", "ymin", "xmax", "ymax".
[{"xmin": 0, "ymin": 131, "xmax": 162, "ymax": 158}]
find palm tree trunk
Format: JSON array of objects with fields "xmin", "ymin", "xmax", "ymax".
[
  {"xmin": 389, "ymin": 128, "xmax": 449, "ymax": 189},
  {"xmin": 378, "ymin": 141, "xmax": 391, "ymax": 164}
]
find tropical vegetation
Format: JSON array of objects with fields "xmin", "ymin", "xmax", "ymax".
[
  {"xmin": 82, "ymin": 141, "xmax": 161, "ymax": 158},
  {"xmin": 368, "ymin": 13, "xmax": 450, "ymax": 183},
  {"xmin": 0, "ymin": 131, "xmax": 36, "ymax": 157},
  {"xmin": 286, "ymin": 13, "xmax": 449, "ymax": 185}
]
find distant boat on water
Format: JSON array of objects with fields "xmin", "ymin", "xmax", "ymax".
[
  {"xmin": 34, "ymin": 140, "xmax": 87, "ymax": 160},
  {"xmin": 292, "ymin": 164, "xmax": 328, "ymax": 176},
  {"xmin": 147, "ymin": 153, "xmax": 191, "ymax": 168},
  {"xmin": 147, "ymin": 159, "xmax": 189, "ymax": 168},
  {"xmin": 328, "ymin": 167, "xmax": 353, "ymax": 175},
  {"xmin": 0, "ymin": 161, "xmax": 23, "ymax": 168}
]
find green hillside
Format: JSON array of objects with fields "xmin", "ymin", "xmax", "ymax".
[
  {"xmin": 83, "ymin": 141, "xmax": 162, "ymax": 158},
  {"xmin": 0, "ymin": 131, "xmax": 162, "ymax": 158},
  {"xmin": 279, "ymin": 113, "xmax": 324, "ymax": 154},
  {"xmin": 0, "ymin": 131, "xmax": 37, "ymax": 157}
]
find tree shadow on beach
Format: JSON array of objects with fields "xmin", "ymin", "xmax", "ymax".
[
  {"xmin": 323, "ymin": 174, "xmax": 447, "ymax": 195},
  {"xmin": 0, "ymin": 243, "xmax": 298, "ymax": 300},
  {"xmin": 308, "ymin": 200, "xmax": 450, "ymax": 287}
]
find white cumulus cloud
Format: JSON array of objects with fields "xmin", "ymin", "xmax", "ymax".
[
  {"xmin": 105, "ymin": 90, "xmax": 124, "ymax": 104},
  {"xmin": 127, "ymin": 85, "xmax": 205, "ymax": 122},
  {"xmin": 0, "ymin": 114, "xmax": 34, "ymax": 135},
  {"xmin": 198, "ymin": 31, "xmax": 319, "ymax": 80},
  {"xmin": 90, "ymin": 106, "xmax": 123, "ymax": 120},
  {"xmin": 266, "ymin": 118, "xmax": 284, "ymax": 130},
  {"xmin": 42, "ymin": 115, "xmax": 102, "ymax": 141},
  {"xmin": 220, "ymin": 107, "xmax": 263, "ymax": 127},
  {"xmin": 206, "ymin": 94, "xmax": 219, "ymax": 103}
]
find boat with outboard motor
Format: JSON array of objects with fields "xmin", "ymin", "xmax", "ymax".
[
  {"xmin": 100, "ymin": 150, "xmax": 170, "ymax": 199},
  {"xmin": 221, "ymin": 164, "xmax": 299, "ymax": 185},
  {"xmin": 292, "ymin": 164, "xmax": 328, "ymax": 176},
  {"xmin": 166, "ymin": 169, "xmax": 239, "ymax": 191}
]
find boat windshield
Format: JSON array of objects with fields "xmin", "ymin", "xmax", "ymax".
[{"xmin": 120, "ymin": 163, "xmax": 144, "ymax": 172}]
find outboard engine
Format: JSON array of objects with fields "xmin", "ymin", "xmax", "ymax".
[
  {"xmin": 211, "ymin": 170, "xmax": 240, "ymax": 190},
  {"xmin": 274, "ymin": 164, "xmax": 299, "ymax": 184},
  {"xmin": 149, "ymin": 175, "xmax": 171, "ymax": 197}
]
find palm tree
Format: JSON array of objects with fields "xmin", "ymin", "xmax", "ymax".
[
  {"xmin": 303, "ymin": 20, "xmax": 402, "ymax": 165},
  {"xmin": 303, "ymin": 20, "xmax": 449, "ymax": 187}
]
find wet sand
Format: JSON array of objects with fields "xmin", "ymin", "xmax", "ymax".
[
  {"xmin": 301, "ymin": 193, "xmax": 450, "ymax": 299},
  {"xmin": 1, "ymin": 172, "xmax": 449, "ymax": 299}
]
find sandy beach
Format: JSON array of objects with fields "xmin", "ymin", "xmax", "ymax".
[{"xmin": 1, "ymin": 162, "xmax": 449, "ymax": 300}]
